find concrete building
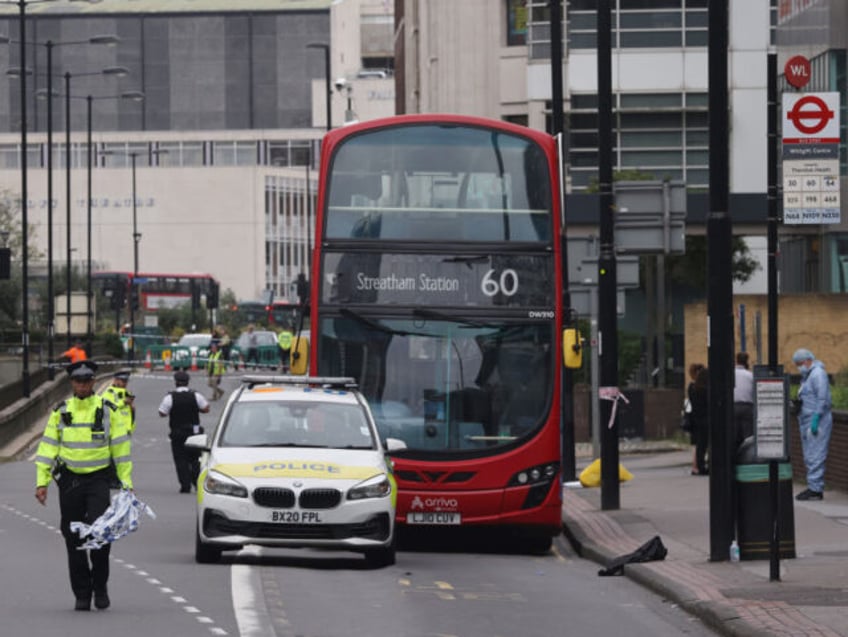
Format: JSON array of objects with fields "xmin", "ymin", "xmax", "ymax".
[
  {"xmin": 0, "ymin": 0, "xmax": 333, "ymax": 306},
  {"xmin": 2, "ymin": 0, "xmax": 845, "ymax": 328}
]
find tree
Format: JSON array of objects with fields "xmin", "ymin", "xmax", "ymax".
[
  {"xmin": 0, "ymin": 190, "xmax": 43, "ymax": 331},
  {"xmin": 667, "ymin": 236, "xmax": 759, "ymax": 292}
]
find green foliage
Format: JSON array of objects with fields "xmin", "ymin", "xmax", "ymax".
[
  {"xmin": 156, "ymin": 302, "xmax": 210, "ymax": 339},
  {"xmin": 667, "ymin": 235, "xmax": 759, "ymax": 292},
  {"xmin": 584, "ymin": 169, "xmax": 656, "ymax": 193}
]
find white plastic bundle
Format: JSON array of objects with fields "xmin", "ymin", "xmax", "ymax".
[{"xmin": 70, "ymin": 490, "xmax": 156, "ymax": 550}]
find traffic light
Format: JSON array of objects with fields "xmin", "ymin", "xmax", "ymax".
[
  {"xmin": 191, "ymin": 284, "xmax": 201, "ymax": 310},
  {"xmin": 296, "ymin": 273, "xmax": 309, "ymax": 304},
  {"xmin": 130, "ymin": 286, "xmax": 140, "ymax": 311},
  {"xmin": 109, "ymin": 286, "xmax": 126, "ymax": 311},
  {"xmin": 207, "ymin": 281, "xmax": 219, "ymax": 309},
  {"xmin": 0, "ymin": 247, "xmax": 10, "ymax": 280}
]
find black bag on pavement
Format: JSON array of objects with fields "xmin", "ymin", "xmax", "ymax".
[{"xmin": 598, "ymin": 535, "xmax": 668, "ymax": 576}]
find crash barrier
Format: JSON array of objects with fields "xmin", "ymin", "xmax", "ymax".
[
  {"xmin": 229, "ymin": 345, "xmax": 281, "ymax": 371},
  {"xmin": 735, "ymin": 462, "xmax": 796, "ymax": 560},
  {"xmin": 141, "ymin": 345, "xmax": 283, "ymax": 372}
]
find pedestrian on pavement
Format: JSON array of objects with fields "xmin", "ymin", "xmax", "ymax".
[
  {"xmin": 244, "ymin": 324, "xmax": 260, "ymax": 369},
  {"xmin": 33, "ymin": 360, "xmax": 134, "ymax": 611},
  {"xmin": 158, "ymin": 370, "xmax": 210, "ymax": 493},
  {"xmin": 733, "ymin": 351, "xmax": 754, "ymax": 448},
  {"xmin": 60, "ymin": 339, "xmax": 88, "ymax": 364},
  {"xmin": 277, "ymin": 324, "xmax": 293, "ymax": 372},
  {"xmin": 792, "ymin": 348, "xmax": 832, "ymax": 501},
  {"xmin": 207, "ymin": 341, "xmax": 226, "ymax": 400},
  {"xmin": 687, "ymin": 363, "xmax": 709, "ymax": 476}
]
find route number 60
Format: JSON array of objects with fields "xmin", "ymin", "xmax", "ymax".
[{"xmin": 481, "ymin": 269, "xmax": 519, "ymax": 297}]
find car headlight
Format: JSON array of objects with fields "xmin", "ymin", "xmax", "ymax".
[
  {"xmin": 204, "ymin": 469, "xmax": 248, "ymax": 498},
  {"xmin": 347, "ymin": 474, "xmax": 391, "ymax": 500}
]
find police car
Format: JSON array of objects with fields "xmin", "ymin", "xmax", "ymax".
[{"xmin": 186, "ymin": 376, "xmax": 401, "ymax": 567}]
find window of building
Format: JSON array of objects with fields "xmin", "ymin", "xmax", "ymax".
[
  {"xmin": 507, "ymin": 0, "xmax": 529, "ymax": 47},
  {"xmin": 558, "ymin": 0, "xmax": 775, "ymax": 50},
  {"xmin": 568, "ymin": 91, "xmax": 709, "ymax": 190}
]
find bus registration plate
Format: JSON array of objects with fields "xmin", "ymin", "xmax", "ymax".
[{"xmin": 407, "ymin": 512, "xmax": 461, "ymax": 525}]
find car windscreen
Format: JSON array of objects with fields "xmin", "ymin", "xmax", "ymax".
[
  {"xmin": 179, "ymin": 335, "xmax": 210, "ymax": 347},
  {"xmin": 219, "ymin": 401, "xmax": 376, "ymax": 449}
]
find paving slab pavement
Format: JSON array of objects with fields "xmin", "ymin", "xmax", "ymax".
[{"xmin": 563, "ymin": 448, "xmax": 848, "ymax": 637}]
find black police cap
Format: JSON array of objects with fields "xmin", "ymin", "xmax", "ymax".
[
  {"xmin": 114, "ymin": 368, "xmax": 132, "ymax": 381},
  {"xmin": 67, "ymin": 360, "xmax": 98, "ymax": 379},
  {"xmin": 174, "ymin": 370, "xmax": 190, "ymax": 384}
]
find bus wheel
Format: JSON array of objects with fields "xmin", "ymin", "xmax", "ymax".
[{"xmin": 524, "ymin": 533, "xmax": 553, "ymax": 555}]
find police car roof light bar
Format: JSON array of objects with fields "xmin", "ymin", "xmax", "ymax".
[{"xmin": 241, "ymin": 375, "xmax": 359, "ymax": 390}]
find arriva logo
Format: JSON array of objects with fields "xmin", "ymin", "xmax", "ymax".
[{"xmin": 410, "ymin": 496, "xmax": 459, "ymax": 511}]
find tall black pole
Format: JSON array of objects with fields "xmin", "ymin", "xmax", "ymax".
[
  {"xmin": 597, "ymin": 0, "xmax": 619, "ymax": 510},
  {"xmin": 46, "ymin": 40, "xmax": 55, "ymax": 378},
  {"xmin": 767, "ymin": 53, "xmax": 778, "ymax": 370},
  {"xmin": 707, "ymin": 0, "xmax": 735, "ymax": 561},
  {"xmin": 549, "ymin": 0, "xmax": 576, "ymax": 482},
  {"xmin": 129, "ymin": 152, "xmax": 138, "ymax": 363},
  {"xmin": 766, "ymin": 51, "xmax": 781, "ymax": 584},
  {"xmin": 65, "ymin": 71, "xmax": 72, "ymax": 349},
  {"xmin": 86, "ymin": 95, "xmax": 92, "ymax": 354},
  {"xmin": 18, "ymin": 0, "xmax": 31, "ymax": 397}
]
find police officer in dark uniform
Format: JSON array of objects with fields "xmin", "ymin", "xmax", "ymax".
[
  {"xmin": 158, "ymin": 370, "xmax": 211, "ymax": 493},
  {"xmin": 34, "ymin": 360, "xmax": 134, "ymax": 611}
]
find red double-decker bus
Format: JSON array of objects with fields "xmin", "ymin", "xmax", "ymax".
[{"xmin": 307, "ymin": 114, "xmax": 568, "ymax": 551}]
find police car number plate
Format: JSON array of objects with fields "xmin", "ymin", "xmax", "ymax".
[
  {"xmin": 270, "ymin": 510, "xmax": 323, "ymax": 523},
  {"xmin": 407, "ymin": 512, "xmax": 461, "ymax": 525}
]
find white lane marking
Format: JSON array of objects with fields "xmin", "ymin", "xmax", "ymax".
[
  {"xmin": 4, "ymin": 505, "xmax": 229, "ymax": 635},
  {"xmin": 231, "ymin": 546, "xmax": 277, "ymax": 637}
]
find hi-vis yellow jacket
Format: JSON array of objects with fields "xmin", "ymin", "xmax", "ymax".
[
  {"xmin": 100, "ymin": 385, "xmax": 136, "ymax": 434},
  {"xmin": 34, "ymin": 395, "xmax": 133, "ymax": 489}
]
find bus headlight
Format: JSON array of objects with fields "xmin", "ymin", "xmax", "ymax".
[{"xmin": 508, "ymin": 462, "xmax": 560, "ymax": 488}]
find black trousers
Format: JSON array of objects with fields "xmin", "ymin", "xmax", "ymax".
[
  {"xmin": 57, "ymin": 468, "xmax": 111, "ymax": 600},
  {"xmin": 170, "ymin": 430, "xmax": 200, "ymax": 490}
]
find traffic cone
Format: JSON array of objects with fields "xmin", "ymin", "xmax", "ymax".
[
  {"xmin": 191, "ymin": 351, "xmax": 198, "ymax": 371},
  {"xmin": 164, "ymin": 353, "xmax": 172, "ymax": 372},
  {"xmin": 144, "ymin": 350, "xmax": 152, "ymax": 370}
]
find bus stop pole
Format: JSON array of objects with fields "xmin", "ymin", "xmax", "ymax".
[{"xmin": 766, "ymin": 51, "xmax": 781, "ymax": 582}]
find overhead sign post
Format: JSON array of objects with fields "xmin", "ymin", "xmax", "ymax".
[{"xmin": 782, "ymin": 91, "xmax": 841, "ymax": 225}]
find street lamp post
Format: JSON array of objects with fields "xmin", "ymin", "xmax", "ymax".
[
  {"xmin": 129, "ymin": 152, "xmax": 138, "ymax": 363},
  {"xmin": 306, "ymin": 43, "xmax": 331, "ymax": 131},
  {"xmin": 2, "ymin": 0, "xmax": 108, "ymax": 393},
  {"xmin": 16, "ymin": 0, "xmax": 31, "ymax": 396},
  {"xmin": 84, "ymin": 91, "xmax": 143, "ymax": 354},
  {"xmin": 59, "ymin": 66, "xmax": 128, "ymax": 349}
]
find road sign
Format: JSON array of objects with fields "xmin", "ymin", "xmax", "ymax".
[
  {"xmin": 782, "ymin": 92, "xmax": 841, "ymax": 225},
  {"xmin": 784, "ymin": 55, "xmax": 811, "ymax": 89},
  {"xmin": 783, "ymin": 93, "xmax": 839, "ymax": 141}
]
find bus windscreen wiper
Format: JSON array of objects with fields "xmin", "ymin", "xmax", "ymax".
[
  {"xmin": 340, "ymin": 308, "xmax": 418, "ymax": 336},
  {"xmin": 411, "ymin": 307, "xmax": 498, "ymax": 328},
  {"xmin": 442, "ymin": 255, "xmax": 489, "ymax": 267}
]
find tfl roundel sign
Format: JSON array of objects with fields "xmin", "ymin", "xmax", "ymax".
[{"xmin": 783, "ymin": 92, "xmax": 840, "ymax": 142}]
